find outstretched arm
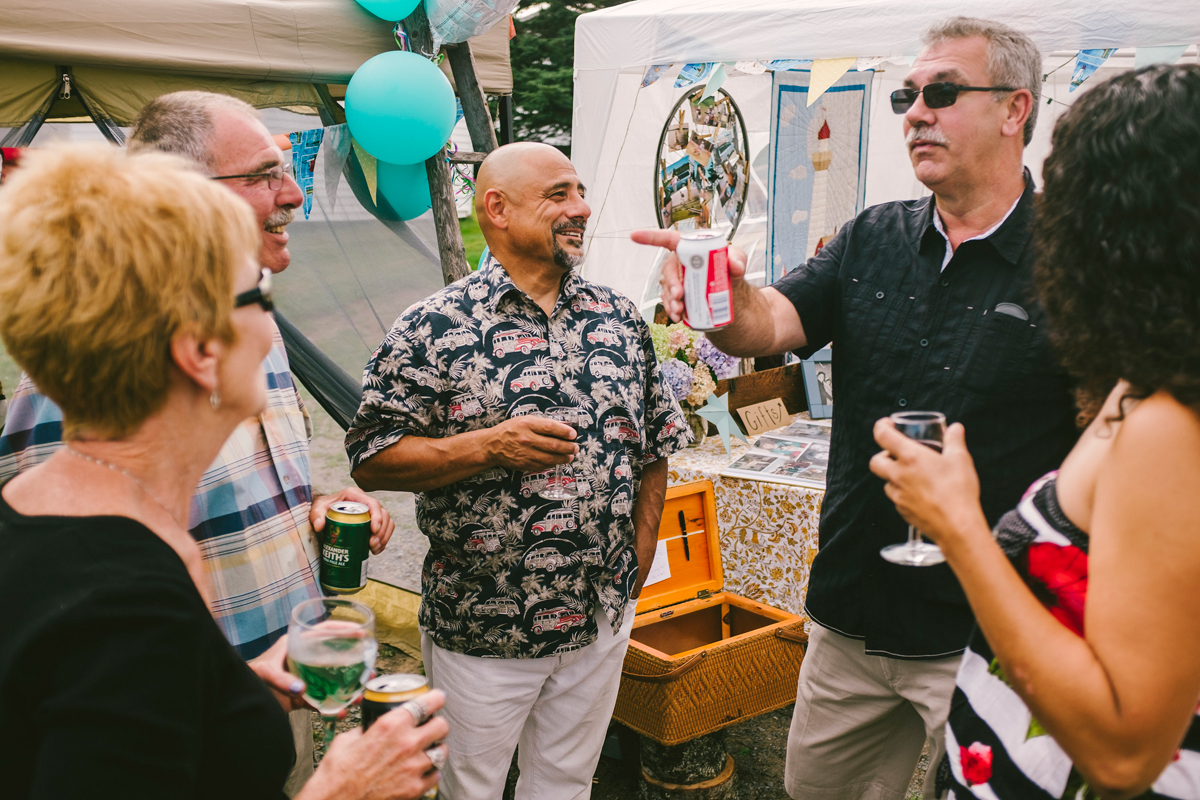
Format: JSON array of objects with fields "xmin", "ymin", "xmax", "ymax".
[{"xmin": 631, "ymin": 229, "xmax": 807, "ymax": 357}]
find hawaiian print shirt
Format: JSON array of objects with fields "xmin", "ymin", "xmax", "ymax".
[{"xmin": 346, "ymin": 256, "xmax": 691, "ymax": 658}]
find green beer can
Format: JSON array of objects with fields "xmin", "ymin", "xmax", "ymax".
[{"xmin": 320, "ymin": 501, "xmax": 371, "ymax": 594}]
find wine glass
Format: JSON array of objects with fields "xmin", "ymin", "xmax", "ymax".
[
  {"xmin": 539, "ymin": 406, "xmax": 581, "ymax": 500},
  {"xmin": 879, "ymin": 410, "xmax": 947, "ymax": 567},
  {"xmin": 287, "ymin": 597, "xmax": 377, "ymax": 746}
]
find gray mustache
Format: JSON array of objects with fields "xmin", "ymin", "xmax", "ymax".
[{"xmin": 907, "ymin": 126, "xmax": 948, "ymax": 148}]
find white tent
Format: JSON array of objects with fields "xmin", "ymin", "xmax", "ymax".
[{"xmin": 572, "ymin": 0, "xmax": 1200, "ymax": 311}]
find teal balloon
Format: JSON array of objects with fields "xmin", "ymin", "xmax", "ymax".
[
  {"xmin": 377, "ymin": 160, "xmax": 431, "ymax": 220},
  {"xmin": 354, "ymin": 0, "xmax": 420, "ymax": 21},
  {"xmin": 345, "ymin": 51, "xmax": 456, "ymax": 165}
]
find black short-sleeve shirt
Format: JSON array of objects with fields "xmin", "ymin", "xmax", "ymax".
[{"xmin": 773, "ymin": 175, "xmax": 1078, "ymax": 658}]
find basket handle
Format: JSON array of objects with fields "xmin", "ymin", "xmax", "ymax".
[
  {"xmin": 622, "ymin": 650, "xmax": 707, "ymax": 683},
  {"xmin": 775, "ymin": 625, "xmax": 808, "ymax": 646}
]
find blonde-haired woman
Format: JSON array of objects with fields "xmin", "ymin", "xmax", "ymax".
[{"xmin": 0, "ymin": 144, "xmax": 446, "ymax": 800}]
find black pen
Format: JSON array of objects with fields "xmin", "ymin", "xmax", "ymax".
[{"xmin": 678, "ymin": 510, "xmax": 691, "ymax": 560}]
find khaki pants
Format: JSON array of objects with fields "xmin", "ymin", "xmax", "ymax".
[
  {"xmin": 785, "ymin": 625, "xmax": 960, "ymax": 800},
  {"xmin": 283, "ymin": 708, "xmax": 315, "ymax": 797},
  {"xmin": 421, "ymin": 603, "xmax": 636, "ymax": 800}
]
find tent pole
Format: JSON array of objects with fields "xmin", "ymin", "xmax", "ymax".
[
  {"xmin": 404, "ymin": 1, "xmax": 471, "ymax": 285},
  {"xmin": 445, "ymin": 42, "xmax": 498, "ymax": 155},
  {"xmin": 498, "ymin": 95, "xmax": 514, "ymax": 146}
]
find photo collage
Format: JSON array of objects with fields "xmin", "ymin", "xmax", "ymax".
[
  {"xmin": 656, "ymin": 88, "xmax": 749, "ymax": 232},
  {"xmin": 720, "ymin": 419, "xmax": 831, "ymax": 489}
]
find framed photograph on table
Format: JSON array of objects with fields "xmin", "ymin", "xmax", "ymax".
[{"xmin": 801, "ymin": 347, "xmax": 832, "ymax": 419}]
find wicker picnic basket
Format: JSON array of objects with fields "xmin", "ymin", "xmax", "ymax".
[{"xmin": 613, "ymin": 481, "xmax": 808, "ymax": 745}]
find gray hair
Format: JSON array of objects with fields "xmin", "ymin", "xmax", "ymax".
[
  {"xmin": 127, "ymin": 91, "xmax": 259, "ymax": 174},
  {"xmin": 923, "ymin": 17, "xmax": 1042, "ymax": 145}
]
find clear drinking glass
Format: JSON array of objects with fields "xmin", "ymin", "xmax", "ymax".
[
  {"xmin": 879, "ymin": 410, "xmax": 947, "ymax": 567},
  {"xmin": 539, "ymin": 406, "xmax": 581, "ymax": 500},
  {"xmin": 287, "ymin": 598, "xmax": 377, "ymax": 746}
]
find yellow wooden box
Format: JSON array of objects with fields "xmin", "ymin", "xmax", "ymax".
[{"xmin": 613, "ymin": 480, "xmax": 808, "ymax": 745}]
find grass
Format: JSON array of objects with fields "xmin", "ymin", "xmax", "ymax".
[
  {"xmin": 0, "ymin": 340, "xmax": 19, "ymax": 403},
  {"xmin": 459, "ymin": 210, "xmax": 487, "ymax": 270}
]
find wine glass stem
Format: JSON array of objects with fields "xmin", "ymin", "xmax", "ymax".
[
  {"xmin": 908, "ymin": 524, "xmax": 922, "ymax": 548},
  {"xmin": 553, "ymin": 464, "xmax": 563, "ymax": 489},
  {"xmin": 322, "ymin": 714, "xmax": 337, "ymax": 747}
]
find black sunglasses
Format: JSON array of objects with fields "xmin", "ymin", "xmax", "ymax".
[
  {"xmin": 891, "ymin": 82, "xmax": 1017, "ymax": 114},
  {"xmin": 234, "ymin": 268, "xmax": 274, "ymax": 312}
]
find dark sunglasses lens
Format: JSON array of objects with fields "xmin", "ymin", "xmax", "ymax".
[
  {"xmin": 923, "ymin": 83, "xmax": 959, "ymax": 109},
  {"xmin": 890, "ymin": 89, "xmax": 917, "ymax": 113}
]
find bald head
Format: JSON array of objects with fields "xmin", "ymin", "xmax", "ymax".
[
  {"xmin": 475, "ymin": 143, "xmax": 590, "ymax": 274},
  {"xmin": 475, "ymin": 143, "xmax": 573, "ymax": 219}
]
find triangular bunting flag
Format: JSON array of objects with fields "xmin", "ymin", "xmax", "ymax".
[
  {"xmin": 700, "ymin": 63, "xmax": 728, "ymax": 102},
  {"xmin": 351, "ymin": 137, "xmax": 378, "ymax": 205},
  {"xmin": 641, "ymin": 64, "xmax": 674, "ymax": 88},
  {"xmin": 1135, "ymin": 45, "xmax": 1188, "ymax": 68},
  {"xmin": 1070, "ymin": 49, "xmax": 1116, "ymax": 92},
  {"xmin": 323, "ymin": 124, "xmax": 351, "ymax": 212},
  {"xmin": 675, "ymin": 63, "xmax": 714, "ymax": 89},
  {"xmin": 808, "ymin": 57, "xmax": 857, "ymax": 106},
  {"xmin": 288, "ymin": 128, "xmax": 324, "ymax": 220}
]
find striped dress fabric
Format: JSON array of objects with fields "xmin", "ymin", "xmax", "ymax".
[
  {"xmin": 0, "ymin": 323, "xmax": 323, "ymax": 659},
  {"xmin": 941, "ymin": 473, "xmax": 1200, "ymax": 800}
]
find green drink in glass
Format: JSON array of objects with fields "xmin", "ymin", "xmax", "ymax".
[{"xmin": 287, "ymin": 598, "xmax": 377, "ymax": 744}]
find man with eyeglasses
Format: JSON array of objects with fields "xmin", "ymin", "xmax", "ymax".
[
  {"xmin": 0, "ymin": 91, "xmax": 394, "ymax": 796},
  {"xmin": 636, "ymin": 17, "xmax": 1079, "ymax": 800}
]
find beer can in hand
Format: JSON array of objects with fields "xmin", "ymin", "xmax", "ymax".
[
  {"xmin": 320, "ymin": 501, "xmax": 371, "ymax": 594},
  {"xmin": 678, "ymin": 229, "xmax": 733, "ymax": 331},
  {"xmin": 363, "ymin": 675, "xmax": 440, "ymax": 799}
]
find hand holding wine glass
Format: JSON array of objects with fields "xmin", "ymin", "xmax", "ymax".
[
  {"xmin": 877, "ymin": 411, "xmax": 948, "ymax": 566},
  {"xmin": 539, "ymin": 406, "xmax": 583, "ymax": 500},
  {"xmin": 870, "ymin": 414, "xmax": 989, "ymax": 565},
  {"xmin": 287, "ymin": 598, "xmax": 378, "ymax": 747}
]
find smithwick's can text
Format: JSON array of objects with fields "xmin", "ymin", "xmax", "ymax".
[
  {"xmin": 320, "ymin": 501, "xmax": 371, "ymax": 595},
  {"xmin": 678, "ymin": 229, "xmax": 733, "ymax": 331},
  {"xmin": 362, "ymin": 675, "xmax": 440, "ymax": 799}
]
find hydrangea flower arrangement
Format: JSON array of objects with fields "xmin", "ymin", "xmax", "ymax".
[{"xmin": 649, "ymin": 322, "xmax": 740, "ymax": 411}]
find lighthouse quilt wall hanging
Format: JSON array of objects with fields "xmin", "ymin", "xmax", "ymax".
[{"xmin": 767, "ymin": 70, "xmax": 873, "ymax": 285}]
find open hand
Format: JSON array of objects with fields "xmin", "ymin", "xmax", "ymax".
[
  {"xmin": 486, "ymin": 416, "xmax": 578, "ymax": 472},
  {"xmin": 630, "ymin": 228, "xmax": 749, "ymax": 323},
  {"xmin": 312, "ymin": 488, "xmax": 394, "ymax": 554},
  {"xmin": 869, "ymin": 420, "xmax": 989, "ymax": 551}
]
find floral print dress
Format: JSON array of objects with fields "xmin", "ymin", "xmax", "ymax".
[{"xmin": 940, "ymin": 473, "xmax": 1200, "ymax": 800}]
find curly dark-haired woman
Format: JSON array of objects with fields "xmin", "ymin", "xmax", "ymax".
[{"xmin": 870, "ymin": 63, "xmax": 1200, "ymax": 800}]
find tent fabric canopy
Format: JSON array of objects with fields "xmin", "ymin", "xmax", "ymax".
[
  {"xmin": 0, "ymin": 0, "xmax": 513, "ymax": 127},
  {"xmin": 0, "ymin": 0, "xmax": 396, "ymax": 83},
  {"xmin": 575, "ymin": 0, "xmax": 1200, "ymax": 69}
]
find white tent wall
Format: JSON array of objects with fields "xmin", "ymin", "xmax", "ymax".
[{"xmin": 572, "ymin": 0, "xmax": 1200, "ymax": 310}]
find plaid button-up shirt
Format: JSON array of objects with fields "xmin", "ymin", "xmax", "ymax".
[{"xmin": 0, "ymin": 323, "xmax": 322, "ymax": 658}]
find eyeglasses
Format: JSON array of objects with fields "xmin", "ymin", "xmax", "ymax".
[
  {"xmin": 890, "ymin": 82, "xmax": 1017, "ymax": 114},
  {"xmin": 235, "ymin": 268, "xmax": 274, "ymax": 312},
  {"xmin": 212, "ymin": 161, "xmax": 294, "ymax": 191}
]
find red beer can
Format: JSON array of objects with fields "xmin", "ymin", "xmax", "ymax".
[{"xmin": 677, "ymin": 229, "xmax": 733, "ymax": 331}]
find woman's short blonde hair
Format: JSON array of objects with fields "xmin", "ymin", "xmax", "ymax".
[{"xmin": 0, "ymin": 143, "xmax": 260, "ymax": 439}]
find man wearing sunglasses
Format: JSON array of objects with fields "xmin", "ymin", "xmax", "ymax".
[
  {"xmin": 635, "ymin": 17, "xmax": 1079, "ymax": 800},
  {"xmin": 0, "ymin": 91, "xmax": 395, "ymax": 796}
]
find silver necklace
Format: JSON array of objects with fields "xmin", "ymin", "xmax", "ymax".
[{"xmin": 64, "ymin": 445, "xmax": 182, "ymax": 526}]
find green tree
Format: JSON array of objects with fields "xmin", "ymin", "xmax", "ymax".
[{"xmin": 510, "ymin": 0, "xmax": 630, "ymax": 148}]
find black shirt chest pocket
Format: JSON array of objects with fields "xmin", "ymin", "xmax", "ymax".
[
  {"xmin": 952, "ymin": 310, "xmax": 1037, "ymax": 398},
  {"xmin": 841, "ymin": 278, "xmax": 914, "ymax": 370}
]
